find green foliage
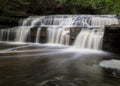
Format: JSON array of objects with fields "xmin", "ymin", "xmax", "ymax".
[
  {"xmin": 18, "ymin": 0, "xmax": 30, "ymax": 5},
  {"xmin": 71, "ymin": 8, "xmax": 77, "ymax": 14},
  {"xmin": 55, "ymin": 0, "xmax": 120, "ymax": 14},
  {"xmin": 0, "ymin": 0, "xmax": 30, "ymax": 12},
  {"xmin": 56, "ymin": 0, "xmax": 67, "ymax": 3},
  {"xmin": 0, "ymin": 0, "xmax": 8, "ymax": 11},
  {"xmin": 0, "ymin": 0, "xmax": 120, "ymax": 15}
]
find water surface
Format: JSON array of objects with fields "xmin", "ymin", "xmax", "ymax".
[{"xmin": 0, "ymin": 42, "xmax": 120, "ymax": 86}]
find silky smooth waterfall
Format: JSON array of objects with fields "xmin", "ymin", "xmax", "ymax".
[
  {"xmin": 73, "ymin": 29, "xmax": 104, "ymax": 49},
  {"xmin": 0, "ymin": 15, "xmax": 119, "ymax": 50},
  {"xmin": 73, "ymin": 16, "xmax": 119, "ymax": 49},
  {"xmin": 35, "ymin": 28, "xmax": 41, "ymax": 43}
]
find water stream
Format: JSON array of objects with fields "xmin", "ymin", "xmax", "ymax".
[
  {"xmin": 0, "ymin": 15, "xmax": 120, "ymax": 86},
  {"xmin": 0, "ymin": 15, "xmax": 119, "ymax": 49},
  {"xmin": 0, "ymin": 42, "xmax": 120, "ymax": 86}
]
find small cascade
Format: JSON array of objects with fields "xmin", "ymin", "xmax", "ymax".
[
  {"xmin": 0, "ymin": 28, "xmax": 17, "ymax": 41},
  {"xmin": 73, "ymin": 28, "xmax": 104, "ymax": 49},
  {"xmin": 35, "ymin": 28, "xmax": 41, "ymax": 43},
  {"xmin": 91, "ymin": 17, "xmax": 119, "ymax": 26},
  {"xmin": 59, "ymin": 29, "xmax": 70, "ymax": 45},
  {"xmin": 74, "ymin": 29, "xmax": 91, "ymax": 49},
  {"xmin": 0, "ymin": 15, "xmax": 119, "ymax": 50},
  {"xmin": 15, "ymin": 16, "xmax": 45, "ymax": 42},
  {"xmin": 15, "ymin": 26, "xmax": 31, "ymax": 42},
  {"xmin": 47, "ymin": 27, "xmax": 70, "ymax": 45}
]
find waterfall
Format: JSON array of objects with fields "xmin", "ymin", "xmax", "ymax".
[
  {"xmin": 91, "ymin": 17, "xmax": 119, "ymax": 26},
  {"xmin": 59, "ymin": 29, "xmax": 70, "ymax": 45},
  {"xmin": 73, "ymin": 29, "xmax": 104, "ymax": 49},
  {"xmin": 0, "ymin": 28, "xmax": 17, "ymax": 41},
  {"xmin": 47, "ymin": 27, "xmax": 60, "ymax": 43},
  {"xmin": 0, "ymin": 15, "xmax": 119, "ymax": 50},
  {"xmin": 74, "ymin": 29, "xmax": 91, "ymax": 48},
  {"xmin": 47, "ymin": 27, "xmax": 70, "ymax": 45},
  {"xmin": 15, "ymin": 16, "xmax": 45, "ymax": 42},
  {"xmin": 15, "ymin": 26, "xmax": 31, "ymax": 42},
  {"xmin": 35, "ymin": 28, "xmax": 41, "ymax": 43}
]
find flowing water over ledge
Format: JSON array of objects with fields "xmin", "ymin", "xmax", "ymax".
[
  {"xmin": 0, "ymin": 15, "xmax": 119, "ymax": 50},
  {"xmin": 0, "ymin": 42, "xmax": 120, "ymax": 86},
  {"xmin": 0, "ymin": 15, "xmax": 120, "ymax": 86}
]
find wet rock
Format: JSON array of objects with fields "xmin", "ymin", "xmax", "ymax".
[
  {"xmin": 102, "ymin": 25, "xmax": 120, "ymax": 55},
  {"xmin": 28, "ymin": 27, "xmax": 47, "ymax": 43}
]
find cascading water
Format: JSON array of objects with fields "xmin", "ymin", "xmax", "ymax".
[
  {"xmin": 73, "ymin": 28, "xmax": 104, "ymax": 49},
  {"xmin": 0, "ymin": 28, "xmax": 17, "ymax": 41},
  {"xmin": 0, "ymin": 15, "xmax": 120, "ymax": 86},
  {"xmin": 35, "ymin": 28, "xmax": 41, "ymax": 43},
  {"xmin": 91, "ymin": 17, "xmax": 119, "ymax": 26},
  {"xmin": 73, "ymin": 16, "xmax": 119, "ymax": 49},
  {"xmin": 0, "ymin": 15, "xmax": 119, "ymax": 50},
  {"xmin": 47, "ymin": 27, "xmax": 70, "ymax": 45}
]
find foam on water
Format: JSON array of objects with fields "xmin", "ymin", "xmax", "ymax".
[{"xmin": 100, "ymin": 59, "xmax": 120, "ymax": 69}]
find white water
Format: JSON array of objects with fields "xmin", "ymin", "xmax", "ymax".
[
  {"xmin": 59, "ymin": 29, "xmax": 70, "ymax": 45},
  {"xmin": 15, "ymin": 26, "xmax": 31, "ymax": 42},
  {"xmin": 0, "ymin": 15, "xmax": 119, "ymax": 50},
  {"xmin": 91, "ymin": 17, "xmax": 119, "ymax": 26},
  {"xmin": 47, "ymin": 27, "xmax": 70, "ymax": 45},
  {"xmin": 35, "ymin": 28, "xmax": 41, "ymax": 43},
  {"xmin": 100, "ymin": 59, "xmax": 120, "ymax": 69},
  {"xmin": 74, "ymin": 28, "xmax": 104, "ymax": 49}
]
